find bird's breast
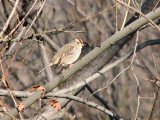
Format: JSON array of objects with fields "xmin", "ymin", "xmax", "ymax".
[{"xmin": 61, "ymin": 46, "xmax": 82, "ymax": 65}]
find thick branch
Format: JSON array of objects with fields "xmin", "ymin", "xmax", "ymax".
[
  {"xmin": 1, "ymin": 39, "xmax": 159, "ymax": 98},
  {"xmin": 1, "ymin": 6, "xmax": 160, "ymax": 118}
]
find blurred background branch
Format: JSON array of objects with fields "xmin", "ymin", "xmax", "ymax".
[{"xmin": 0, "ymin": 0, "xmax": 160, "ymax": 120}]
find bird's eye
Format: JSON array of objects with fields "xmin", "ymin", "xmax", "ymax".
[
  {"xmin": 74, "ymin": 38, "xmax": 84, "ymax": 46},
  {"xmin": 75, "ymin": 39, "xmax": 80, "ymax": 44}
]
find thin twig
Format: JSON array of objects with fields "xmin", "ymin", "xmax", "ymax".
[
  {"xmin": 4, "ymin": 0, "xmax": 38, "ymax": 40},
  {"xmin": 0, "ymin": 59, "xmax": 24, "ymax": 120},
  {"xmin": 24, "ymin": 0, "xmax": 46, "ymax": 36},
  {"xmin": 130, "ymin": 31, "xmax": 140, "ymax": 120},
  {"xmin": 120, "ymin": 0, "xmax": 131, "ymax": 30},
  {"xmin": 54, "ymin": 94, "xmax": 124, "ymax": 120},
  {"xmin": 116, "ymin": 0, "xmax": 160, "ymax": 31},
  {"xmin": 0, "ymin": 40, "xmax": 159, "ymax": 98},
  {"xmin": 0, "ymin": 0, "xmax": 20, "ymax": 38},
  {"xmin": 1, "ymin": 7, "xmax": 160, "ymax": 119}
]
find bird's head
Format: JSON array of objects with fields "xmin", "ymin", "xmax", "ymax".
[{"xmin": 72, "ymin": 38, "xmax": 84, "ymax": 47}]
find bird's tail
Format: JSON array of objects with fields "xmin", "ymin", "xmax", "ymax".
[{"xmin": 37, "ymin": 62, "xmax": 54, "ymax": 75}]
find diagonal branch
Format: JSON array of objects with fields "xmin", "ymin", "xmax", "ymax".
[
  {"xmin": 0, "ymin": 0, "xmax": 20, "ymax": 38},
  {"xmin": 0, "ymin": 39, "xmax": 159, "ymax": 98},
  {"xmin": 54, "ymin": 94, "xmax": 124, "ymax": 120},
  {"xmin": 1, "ymin": 7, "xmax": 160, "ymax": 120}
]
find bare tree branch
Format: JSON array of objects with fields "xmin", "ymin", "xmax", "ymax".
[
  {"xmin": 0, "ymin": 39, "xmax": 160, "ymax": 98},
  {"xmin": 0, "ymin": 0, "xmax": 20, "ymax": 38},
  {"xmin": 1, "ymin": 6, "xmax": 160, "ymax": 118},
  {"xmin": 54, "ymin": 94, "xmax": 124, "ymax": 120}
]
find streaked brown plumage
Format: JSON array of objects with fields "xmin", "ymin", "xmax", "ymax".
[{"xmin": 38, "ymin": 38, "xmax": 84, "ymax": 74}]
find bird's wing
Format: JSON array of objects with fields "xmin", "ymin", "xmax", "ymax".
[
  {"xmin": 51, "ymin": 44, "xmax": 74, "ymax": 64},
  {"xmin": 60, "ymin": 45, "xmax": 74, "ymax": 59}
]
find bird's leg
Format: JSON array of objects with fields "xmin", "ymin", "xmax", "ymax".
[
  {"xmin": 62, "ymin": 64, "xmax": 74, "ymax": 72},
  {"xmin": 68, "ymin": 64, "xmax": 74, "ymax": 67}
]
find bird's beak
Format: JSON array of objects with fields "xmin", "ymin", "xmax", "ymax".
[{"xmin": 81, "ymin": 42, "xmax": 84, "ymax": 46}]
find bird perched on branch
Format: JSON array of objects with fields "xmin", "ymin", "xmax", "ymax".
[{"xmin": 38, "ymin": 38, "xmax": 84, "ymax": 74}]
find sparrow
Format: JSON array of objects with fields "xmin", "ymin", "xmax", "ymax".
[{"xmin": 38, "ymin": 38, "xmax": 84, "ymax": 74}]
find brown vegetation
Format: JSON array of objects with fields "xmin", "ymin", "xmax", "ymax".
[{"xmin": 0, "ymin": 0, "xmax": 160, "ymax": 120}]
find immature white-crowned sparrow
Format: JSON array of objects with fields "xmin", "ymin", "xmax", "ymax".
[{"xmin": 38, "ymin": 38, "xmax": 84, "ymax": 74}]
